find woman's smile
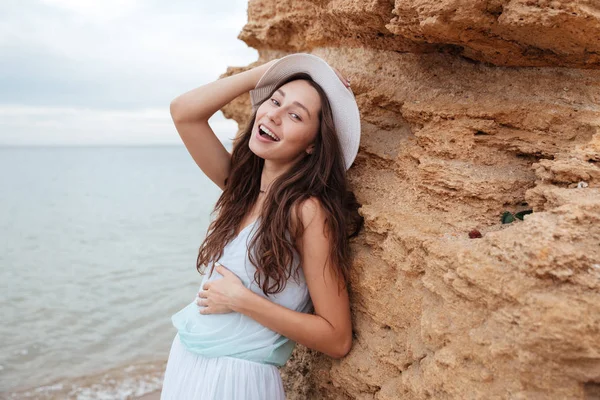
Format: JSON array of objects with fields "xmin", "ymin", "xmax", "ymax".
[
  {"xmin": 259, "ymin": 124, "xmax": 281, "ymax": 140},
  {"xmin": 255, "ymin": 123, "xmax": 281, "ymax": 143}
]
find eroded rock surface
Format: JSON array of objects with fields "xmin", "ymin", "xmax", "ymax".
[
  {"xmin": 240, "ymin": 0, "xmax": 600, "ymax": 68},
  {"xmin": 221, "ymin": 1, "xmax": 600, "ymax": 398}
]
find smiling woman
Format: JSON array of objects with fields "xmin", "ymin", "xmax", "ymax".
[
  {"xmin": 161, "ymin": 53, "xmax": 363, "ymax": 400},
  {"xmin": 248, "ymin": 79, "xmax": 323, "ymax": 167}
]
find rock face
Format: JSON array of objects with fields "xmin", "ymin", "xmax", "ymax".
[{"xmin": 221, "ymin": 1, "xmax": 600, "ymax": 398}]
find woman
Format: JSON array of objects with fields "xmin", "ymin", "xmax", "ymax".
[{"xmin": 160, "ymin": 53, "xmax": 362, "ymax": 399}]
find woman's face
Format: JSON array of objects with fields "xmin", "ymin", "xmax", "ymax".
[{"xmin": 249, "ymin": 79, "xmax": 322, "ymax": 166}]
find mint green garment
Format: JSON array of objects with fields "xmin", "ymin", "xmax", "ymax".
[{"xmin": 171, "ymin": 217, "xmax": 313, "ymax": 366}]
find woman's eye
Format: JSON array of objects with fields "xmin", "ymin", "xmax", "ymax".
[{"xmin": 270, "ymin": 99, "xmax": 301, "ymax": 121}]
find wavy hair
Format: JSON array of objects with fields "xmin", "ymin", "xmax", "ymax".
[{"xmin": 196, "ymin": 72, "xmax": 363, "ymax": 296}]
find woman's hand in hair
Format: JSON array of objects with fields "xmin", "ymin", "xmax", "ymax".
[
  {"xmin": 197, "ymin": 264, "xmax": 248, "ymax": 315},
  {"xmin": 331, "ymin": 66, "xmax": 351, "ymax": 88}
]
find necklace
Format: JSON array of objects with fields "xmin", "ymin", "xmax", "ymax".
[{"xmin": 260, "ymin": 180, "xmax": 273, "ymax": 194}]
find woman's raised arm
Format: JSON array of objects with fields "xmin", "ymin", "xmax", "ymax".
[{"xmin": 169, "ymin": 59, "xmax": 278, "ymax": 190}]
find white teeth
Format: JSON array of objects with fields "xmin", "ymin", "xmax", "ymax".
[{"xmin": 260, "ymin": 125, "xmax": 279, "ymax": 141}]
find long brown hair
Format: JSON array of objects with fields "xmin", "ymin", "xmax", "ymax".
[{"xmin": 196, "ymin": 72, "xmax": 363, "ymax": 296}]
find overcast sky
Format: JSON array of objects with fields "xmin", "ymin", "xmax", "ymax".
[{"xmin": 0, "ymin": 0, "xmax": 258, "ymax": 146}]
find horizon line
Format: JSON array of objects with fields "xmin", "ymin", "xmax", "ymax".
[{"xmin": 0, "ymin": 143, "xmax": 184, "ymax": 148}]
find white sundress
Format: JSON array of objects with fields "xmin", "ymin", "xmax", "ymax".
[{"xmin": 160, "ymin": 217, "xmax": 313, "ymax": 400}]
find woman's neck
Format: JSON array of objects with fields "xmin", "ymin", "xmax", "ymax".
[{"xmin": 260, "ymin": 159, "xmax": 292, "ymax": 193}]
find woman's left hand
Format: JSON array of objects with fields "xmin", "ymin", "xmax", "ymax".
[
  {"xmin": 331, "ymin": 66, "xmax": 351, "ymax": 88},
  {"xmin": 196, "ymin": 264, "xmax": 247, "ymax": 314}
]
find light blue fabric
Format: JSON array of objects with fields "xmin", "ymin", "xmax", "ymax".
[{"xmin": 171, "ymin": 218, "xmax": 313, "ymax": 366}]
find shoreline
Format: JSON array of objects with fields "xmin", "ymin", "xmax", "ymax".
[{"xmin": 3, "ymin": 359, "xmax": 166, "ymax": 399}]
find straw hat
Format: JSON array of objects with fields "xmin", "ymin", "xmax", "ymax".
[{"xmin": 249, "ymin": 53, "xmax": 361, "ymax": 171}]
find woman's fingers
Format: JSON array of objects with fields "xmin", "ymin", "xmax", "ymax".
[
  {"xmin": 215, "ymin": 264, "xmax": 232, "ymax": 276},
  {"xmin": 196, "ymin": 270, "xmax": 240, "ymax": 315},
  {"xmin": 196, "ymin": 298, "xmax": 207, "ymax": 306},
  {"xmin": 332, "ymin": 67, "xmax": 351, "ymax": 88},
  {"xmin": 198, "ymin": 303, "xmax": 231, "ymax": 315}
]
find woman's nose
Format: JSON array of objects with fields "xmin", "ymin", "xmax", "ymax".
[{"xmin": 266, "ymin": 108, "xmax": 282, "ymax": 124}]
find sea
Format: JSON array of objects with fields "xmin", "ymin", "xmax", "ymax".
[{"xmin": 0, "ymin": 145, "xmax": 228, "ymax": 399}]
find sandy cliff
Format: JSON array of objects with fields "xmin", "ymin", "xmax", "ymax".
[{"xmin": 221, "ymin": 1, "xmax": 600, "ymax": 398}]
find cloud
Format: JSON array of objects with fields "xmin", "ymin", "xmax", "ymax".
[{"xmin": 0, "ymin": 0, "xmax": 257, "ymax": 145}]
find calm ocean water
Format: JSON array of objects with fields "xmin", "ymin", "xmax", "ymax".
[{"xmin": 0, "ymin": 145, "xmax": 227, "ymax": 398}]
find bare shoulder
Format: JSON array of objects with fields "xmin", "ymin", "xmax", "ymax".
[{"xmin": 292, "ymin": 196, "xmax": 327, "ymax": 232}]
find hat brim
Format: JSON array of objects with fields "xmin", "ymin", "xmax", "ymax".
[{"xmin": 249, "ymin": 53, "xmax": 361, "ymax": 171}]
